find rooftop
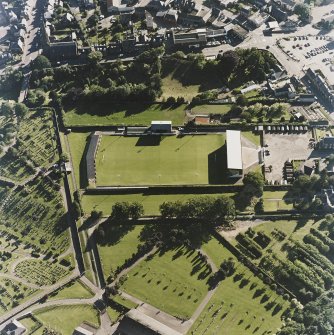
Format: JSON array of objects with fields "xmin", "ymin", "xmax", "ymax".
[{"xmin": 226, "ymin": 130, "xmax": 242, "ymax": 170}]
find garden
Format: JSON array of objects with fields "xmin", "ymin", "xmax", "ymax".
[{"xmin": 48, "ymin": 279, "xmax": 94, "ymax": 301}]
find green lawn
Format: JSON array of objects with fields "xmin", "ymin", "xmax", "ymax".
[
  {"xmin": 49, "ymin": 280, "xmax": 94, "ymax": 301},
  {"xmin": 95, "ymin": 135, "xmax": 226, "ymax": 186},
  {"xmin": 34, "ymin": 305, "xmax": 100, "ymax": 335},
  {"xmin": 263, "ymin": 191, "xmax": 293, "ymax": 212},
  {"xmin": 122, "ymin": 247, "xmax": 210, "ymax": 319},
  {"xmin": 189, "ymin": 274, "xmax": 288, "ymax": 335},
  {"xmin": 64, "ymin": 103, "xmax": 186, "ymax": 126},
  {"xmin": 82, "ymin": 192, "xmax": 235, "ymax": 216},
  {"xmin": 67, "ymin": 132, "xmax": 90, "ymax": 188},
  {"xmin": 190, "ymin": 235, "xmax": 288, "ymax": 335},
  {"xmin": 242, "ymin": 131, "xmax": 261, "ymax": 146},
  {"xmin": 191, "ymin": 104, "xmax": 233, "ymax": 115},
  {"xmin": 161, "ymin": 75, "xmax": 200, "ymax": 101},
  {"xmin": 201, "ymin": 236, "xmax": 237, "ymax": 268},
  {"xmin": 97, "ymin": 225, "xmax": 144, "ymax": 277}
]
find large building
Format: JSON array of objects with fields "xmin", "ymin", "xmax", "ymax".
[
  {"xmin": 226, "ymin": 130, "xmax": 243, "ymax": 178},
  {"xmin": 86, "ymin": 132, "xmax": 101, "ymax": 185},
  {"xmin": 172, "ymin": 29, "xmax": 207, "ymax": 45}
]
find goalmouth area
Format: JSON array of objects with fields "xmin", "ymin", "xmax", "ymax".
[{"xmin": 94, "ymin": 134, "xmax": 226, "ymax": 186}]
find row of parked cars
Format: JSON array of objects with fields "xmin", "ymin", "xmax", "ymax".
[{"xmin": 265, "ymin": 125, "xmax": 308, "ymax": 133}]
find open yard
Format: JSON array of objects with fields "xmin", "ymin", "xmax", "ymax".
[
  {"xmin": 122, "ymin": 247, "xmax": 211, "ymax": 319},
  {"xmin": 95, "ymin": 135, "xmax": 226, "ymax": 186},
  {"xmin": 82, "ymin": 192, "xmax": 235, "ymax": 216},
  {"xmin": 64, "ymin": 103, "xmax": 186, "ymax": 127},
  {"xmin": 34, "ymin": 305, "xmax": 100, "ymax": 335}
]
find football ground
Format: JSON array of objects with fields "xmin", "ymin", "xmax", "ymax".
[{"xmin": 95, "ymin": 134, "xmax": 226, "ymax": 186}]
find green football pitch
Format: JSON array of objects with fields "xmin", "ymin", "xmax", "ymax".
[{"xmin": 95, "ymin": 135, "xmax": 226, "ymax": 186}]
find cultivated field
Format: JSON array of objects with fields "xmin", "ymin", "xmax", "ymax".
[{"xmin": 95, "ymin": 135, "xmax": 226, "ymax": 186}]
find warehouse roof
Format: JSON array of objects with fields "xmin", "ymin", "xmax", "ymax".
[{"xmin": 226, "ymin": 130, "xmax": 242, "ymax": 170}]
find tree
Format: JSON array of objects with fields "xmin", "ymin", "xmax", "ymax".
[
  {"xmin": 129, "ymin": 202, "xmax": 144, "ymax": 220},
  {"xmin": 90, "ymin": 210, "xmax": 103, "ymax": 220},
  {"xmin": 0, "ymin": 102, "xmax": 13, "ymax": 116},
  {"xmin": 14, "ymin": 103, "xmax": 29, "ymax": 118},
  {"xmin": 236, "ymin": 95, "xmax": 248, "ymax": 107},
  {"xmin": 31, "ymin": 55, "xmax": 51, "ymax": 71},
  {"xmin": 60, "ymin": 152, "xmax": 69, "ymax": 162},
  {"xmin": 88, "ymin": 51, "xmax": 103, "ymax": 65},
  {"xmin": 220, "ymin": 258, "xmax": 235, "ymax": 276},
  {"xmin": 219, "ymin": 50, "xmax": 239, "ymax": 75},
  {"xmin": 243, "ymin": 171, "xmax": 264, "ymax": 198},
  {"xmin": 111, "ymin": 201, "xmax": 130, "ymax": 221},
  {"xmin": 294, "ymin": 3, "xmax": 311, "ymax": 23}
]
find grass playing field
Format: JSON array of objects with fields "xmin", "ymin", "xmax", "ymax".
[{"xmin": 95, "ymin": 134, "xmax": 226, "ymax": 186}]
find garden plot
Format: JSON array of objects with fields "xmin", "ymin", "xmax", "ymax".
[
  {"xmin": 1, "ymin": 176, "xmax": 70, "ymax": 254},
  {"xmin": 0, "ymin": 109, "xmax": 57, "ymax": 182},
  {"xmin": 0, "ymin": 277, "xmax": 38, "ymax": 316},
  {"xmin": 14, "ymin": 259, "xmax": 70, "ymax": 286}
]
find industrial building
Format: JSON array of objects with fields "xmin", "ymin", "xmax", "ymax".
[{"xmin": 226, "ymin": 130, "xmax": 243, "ymax": 178}]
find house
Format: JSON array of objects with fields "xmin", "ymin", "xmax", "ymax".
[
  {"xmin": 305, "ymin": 68, "xmax": 334, "ymax": 109},
  {"xmin": 303, "ymin": 160, "xmax": 315, "ymax": 176},
  {"xmin": 46, "ymin": 41, "xmax": 78, "ymax": 60},
  {"xmin": 227, "ymin": 24, "xmax": 248, "ymax": 41},
  {"xmin": 178, "ymin": 5, "xmax": 212, "ymax": 26},
  {"xmin": 150, "ymin": 120, "xmax": 172, "ymax": 133},
  {"xmin": 172, "ymin": 28, "xmax": 207, "ymax": 45},
  {"xmin": 107, "ymin": 0, "xmax": 135, "ymax": 14},
  {"xmin": 164, "ymin": 8, "xmax": 178, "ymax": 24},
  {"xmin": 270, "ymin": 5, "xmax": 287, "ymax": 22},
  {"xmin": 1, "ymin": 319, "xmax": 26, "ymax": 335},
  {"xmin": 248, "ymin": 11, "xmax": 269, "ymax": 28},
  {"xmin": 298, "ymin": 94, "xmax": 316, "ymax": 104},
  {"xmin": 319, "ymin": 136, "xmax": 334, "ymax": 149},
  {"xmin": 84, "ymin": 0, "xmax": 95, "ymax": 8},
  {"xmin": 226, "ymin": 130, "xmax": 243, "ymax": 178},
  {"xmin": 268, "ymin": 81, "xmax": 296, "ymax": 99},
  {"xmin": 145, "ymin": 11, "xmax": 156, "ymax": 29}
]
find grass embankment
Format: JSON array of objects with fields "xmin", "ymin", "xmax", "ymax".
[{"xmin": 64, "ymin": 103, "xmax": 186, "ymax": 127}]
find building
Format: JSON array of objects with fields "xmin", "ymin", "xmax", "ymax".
[
  {"xmin": 86, "ymin": 133, "xmax": 101, "ymax": 184},
  {"xmin": 1, "ymin": 320, "xmax": 26, "ymax": 335},
  {"xmin": 298, "ymin": 94, "xmax": 316, "ymax": 104},
  {"xmin": 305, "ymin": 68, "xmax": 334, "ymax": 109},
  {"xmin": 270, "ymin": 5, "xmax": 288, "ymax": 22},
  {"xmin": 318, "ymin": 136, "xmax": 334, "ymax": 150},
  {"xmin": 46, "ymin": 41, "xmax": 78, "ymax": 61},
  {"xmin": 178, "ymin": 5, "xmax": 212, "ymax": 26},
  {"xmin": 73, "ymin": 326, "xmax": 94, "ymax": 335},
  {"xmin": 172, "ymin": 29, "xmax": 207, "ymax": 45},
  {"xmin": 227, "ymin": 24, "xmax": 248, "ymax": 41},
  {"xmin": 150, "ymin": 120, "xmax": 172, "ymax": 133},
  {"xmin": 226, "ymin": 130, "xmax": 243, "ymax": 178}
]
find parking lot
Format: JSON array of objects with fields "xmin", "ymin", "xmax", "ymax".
[
  {"xmin": 263, "ymin": 133, "xmax": 313, "ymax": 183},
  {"xmin": 280, "ymin": 35, "xmax": 334, "ymax": 86}
]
